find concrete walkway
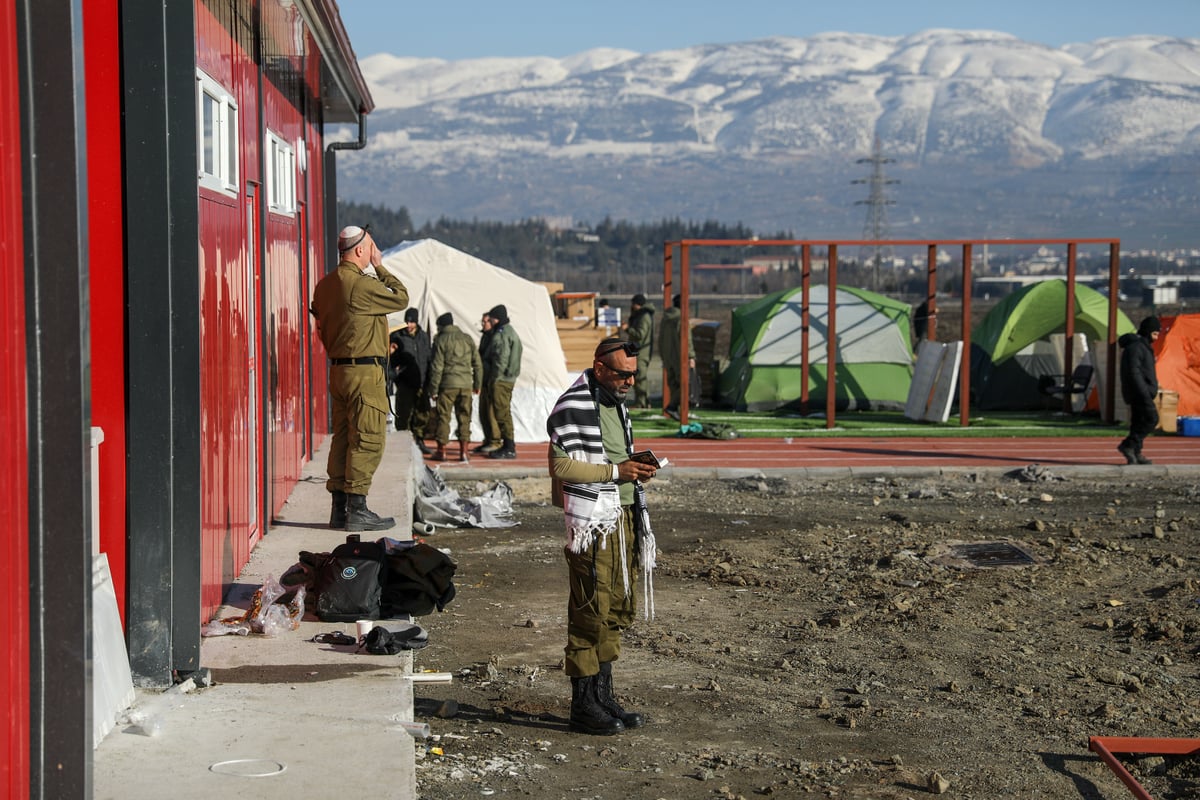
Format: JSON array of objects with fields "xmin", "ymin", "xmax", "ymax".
[{"xmin": 94, "ymin": 433, "xmax": 422, "ymax": 800}]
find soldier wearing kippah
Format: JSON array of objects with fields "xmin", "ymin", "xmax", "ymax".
[{"xmin": 310, "ymin": 226, "xmax": 409, "ymax": 531}]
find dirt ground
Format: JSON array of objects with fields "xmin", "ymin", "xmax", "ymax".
[{"xmin": 408, "ymin": 471, "xmax": 1200, "ymax": 800}]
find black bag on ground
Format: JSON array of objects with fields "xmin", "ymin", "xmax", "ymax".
[
  {"xmin": 362, "ymin": 623, "xmax": 429, "ymax": 654},
  {"xmin": 316, "ymin": 539, "xmax": 386, "ymax": 622},
  {"xmin": 380, "ymin": 542, "xmax": 457, "ymax": 617}
]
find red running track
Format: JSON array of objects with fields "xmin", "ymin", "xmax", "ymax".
[{"xmin": 427, "ymin": 435, "xmax": 1199, "ymax": 472}]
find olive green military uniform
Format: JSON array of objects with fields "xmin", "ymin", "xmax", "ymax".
[
  {"xmin": 477, "ymin": 327, "xmax": 499, "ymax": 448},
  {"xmin": 428, "ymin": 322, "xmax": 482, "ymax": 447},
  {"xmin": 657, "ymin": 304, "xmax": 695, "ymax": 412},
  {"xmin": 624, "ymin": 303, "xmax": 655, "ymax": 407},
  {"xmin": 486, "ymin": 322, "xmax": 523, "ymax": 441},
  {"xmin": 311, "ymin": 261, "xmax": 409, "ymax": 495}
]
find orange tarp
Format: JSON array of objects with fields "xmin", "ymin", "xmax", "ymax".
[{"xmin": 1154, "ymin": 314, "xmax": 1200, "ymax": 418}]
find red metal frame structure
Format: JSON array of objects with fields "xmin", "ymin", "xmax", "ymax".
[
  {"xmin": 663, "ymin": 238, "xmax": 1121, "ymax": 428},
  {"xmin": 1089, "ymin": 736, "xmax": 1200, "ymax": 800}
]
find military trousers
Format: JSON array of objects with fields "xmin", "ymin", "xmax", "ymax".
[
  {"xmin": 326, "ymin": 364, "xmax": 389, "ymax": 496},
  {"xmin": 478, "ymin": 381, "xmax": 500, "ymax": 447},
  {"xmin": 563, "ymin": 505, "xmax": 638, "ymax": 677},
  {"xmin": 491, "ymin": 380, "xmax": 516, "ymax": 441},
  {"xmin": 434, "ymin": 386, "xmax": 474, "ymax": 445}
]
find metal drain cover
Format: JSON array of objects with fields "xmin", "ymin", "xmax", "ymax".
[{"xmin": 928, "ymin": 540, "xmax": 1040, "ymax": 570}]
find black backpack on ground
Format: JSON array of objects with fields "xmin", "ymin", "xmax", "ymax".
[
  {"xmin": 380, "ymin": 542, "xmax": 457, "ymax": 617},
  {"xmin": 315, "ymin": 539, "xmax": 386, "ymax": 622}
]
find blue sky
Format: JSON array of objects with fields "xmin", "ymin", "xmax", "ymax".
[{"xmin": 338, "ymin": 0, "xmax": 1198, "ymax": 60}]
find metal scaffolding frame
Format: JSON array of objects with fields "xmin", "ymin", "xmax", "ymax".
[{"xmin": 662, "ymin": 237, "xmax": 1122, "ymax": 429}]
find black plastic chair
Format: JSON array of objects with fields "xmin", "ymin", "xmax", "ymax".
[{"xmin": 1038, "ymin": 364, "xmax": 1094, "ymax": 408}]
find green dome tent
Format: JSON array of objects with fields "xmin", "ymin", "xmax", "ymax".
[
  {"xmin": 718, "ymin": 285, "xmax": 915, "ymax": 411},
  {"xmin": 969, "ymin": 280, "xmax": 1135, "ymax": 410}
]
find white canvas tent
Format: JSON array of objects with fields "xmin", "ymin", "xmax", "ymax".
[{"xmin": 379, "ymin": 239, "xmax": 572, "ymax": 443}]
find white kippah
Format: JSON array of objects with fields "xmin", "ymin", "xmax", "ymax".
[{"xmin": 338, "ymin": 225, "xmax": 367, "ymax": 251}]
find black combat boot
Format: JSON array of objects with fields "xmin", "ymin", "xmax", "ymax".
[
  {"xmin": 345, "ymin": 493, "xmax": 395, "ymax": 532},
  {"xmin": 329, "ymin": 490, "xmax": 347, "ymax": 530},
  {"xmin": 569, "ymin": 675, "xmax": 625, "ymax": 735},
  {"xmin": 471, "ymin": 441, "xmax": 500, "ymax": 455},
  {"xmin": 1116, "ymin": 441, "xmax": 1137, "ymax": 464},
  {"xmin": 487, "ymin": 439, "xmax": 517, "ymax": 459},
  {"xmin": 596, "ymin": 661, "xmax": 644, "ymax": 728}
]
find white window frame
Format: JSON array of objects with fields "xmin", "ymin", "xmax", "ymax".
[
  {"xmin": 266, "ymin": 130, "xmax": 296, "ymax": 216},
  {"xmin": 195, "ymin": 69, "xmax": 238, "ymax": 196}
]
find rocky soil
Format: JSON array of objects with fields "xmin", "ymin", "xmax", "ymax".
[{"xmin": 408, "ymin": 470, "xmax": 1200, "ymax": 800}]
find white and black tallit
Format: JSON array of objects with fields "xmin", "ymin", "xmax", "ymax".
[{"xmin": 547, "ymin": 371, "xmax": 656, "ymax": 618}]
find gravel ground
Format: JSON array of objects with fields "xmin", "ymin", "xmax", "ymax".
[{"xmin": 407, "ymin": 471, "xmax": 1200, "ymax": 800}]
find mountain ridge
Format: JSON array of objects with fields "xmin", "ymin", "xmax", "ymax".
[{"xmin": 336, "ymin": 30, "xmax": 1200, "ymax": 247}]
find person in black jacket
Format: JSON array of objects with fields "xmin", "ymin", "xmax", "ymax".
[
  {"xmin": 390, "ymin": 308, "xmax": 433, "ymax": 454},
  {"xmin": 1117, "ymin": 315, "xmax": 1160, "ymax": 464}
]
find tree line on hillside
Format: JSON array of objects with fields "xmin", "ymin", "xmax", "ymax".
[
  {"xmin": 337, "ymin": 201, "xmax": 803, "ymax": 295},
  {"xmin": 335, "ymin": 201, "xmax": 1188, "ymax": 301}
]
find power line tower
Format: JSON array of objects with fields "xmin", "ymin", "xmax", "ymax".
[{"xmin": 852, "ymin": 137, "xmax": 898, "ymax": 291}]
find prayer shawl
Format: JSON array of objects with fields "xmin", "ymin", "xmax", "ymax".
[{"xmin": 547, "ymin": 371, "xmax": 656, "ymax": 618}]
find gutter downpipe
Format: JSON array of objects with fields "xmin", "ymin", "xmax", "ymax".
[
  {"xmin": 328, "ymin": 111, "xmax": 367, "ymax": 153},
  {"xmin": 323, "ymin": 112, "xmax": 367, "ymax": 273}
]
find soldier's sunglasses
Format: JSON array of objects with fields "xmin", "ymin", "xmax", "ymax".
[{"xmin": 597, "ymin": 362, "xmax": 637, "ymax": 381}]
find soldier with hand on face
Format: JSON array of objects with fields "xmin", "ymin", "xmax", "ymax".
[{"xmin": 310, "ymin": 225, "xmax": 408, "ymax": 532}]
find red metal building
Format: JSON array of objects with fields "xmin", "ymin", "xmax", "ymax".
[{"xmin": 2, "ymin": 0, "xmax": 372, "ymax": 794}]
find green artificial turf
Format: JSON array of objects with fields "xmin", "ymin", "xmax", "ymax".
[{"xmin": 629, "ymin": 408, "xmax": 1128, "ymax": 439}]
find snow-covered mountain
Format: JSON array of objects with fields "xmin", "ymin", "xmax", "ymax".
[{"xmin": 335, "ymin": 30, "xmax": 1200, "ymax": 246}]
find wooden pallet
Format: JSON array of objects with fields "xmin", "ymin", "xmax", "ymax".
[{"xmin": 558, "ymin": 318, "xmax": 617, "ymax": 372}]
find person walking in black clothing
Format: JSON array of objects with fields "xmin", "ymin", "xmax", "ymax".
[
  {"xmin": 1117, "ymin": 315, "xmax": 1161, "ymax": 465},
  {"xmin": 390, "ymin": 308, "xmax": 433, "ymax": 454}
]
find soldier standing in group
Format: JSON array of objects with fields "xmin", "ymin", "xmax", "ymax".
[
  {"xmin": 621, "ymin": 293, "xmax": 655, "ymax": 408},
  {"xmin": 473, "ymin": 312, "xmax": 500, "ymax": 455},
  {"xmin": 310, "ymin": 225, "xmax": 408, "ymax": 532},
  {"xmin": 428, "ymin": 312, "xmax": 482, "ymax": 463},
  {"xmin": 390, "ymin": 307, "xmax": 433, "ymax": 454},
  {"xmin": 658, "ymin": 294, "xmax": 695, "ymax": 419},
  {"xmin": 484, "ymin": 304, "xmax": 522, "ymax": 459}
]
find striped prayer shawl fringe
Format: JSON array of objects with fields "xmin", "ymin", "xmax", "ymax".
[{"xmin": 547, "ymin": 372, "xmax": 657, "ymax": 619}]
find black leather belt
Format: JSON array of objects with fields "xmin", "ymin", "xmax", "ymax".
[{"xmin": 331, "ymin": 356, "xmax": 384, "ymax": 366}]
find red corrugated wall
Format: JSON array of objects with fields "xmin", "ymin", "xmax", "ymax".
[
  {"xmin": 261, "ymin": 0, "xmax": 308, "ymax": 518},
  {"xmin": 196, "ymin": 0, "xmax": 255, "ymax": 616},
  {"xmin": 304, "ymin": 31, "xmax": 330, "ymax": 450},
  {"xmin": 194, "ymin": 0, "xmax": 329, "ymax": 618},
  {"xmin": 0, "ymin": 0, "xmax": 30, "ymax": 790}
]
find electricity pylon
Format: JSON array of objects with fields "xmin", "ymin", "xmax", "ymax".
[{"xmin": 852, "ymin": 137, "xmax": 898, "ymax": 291}]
